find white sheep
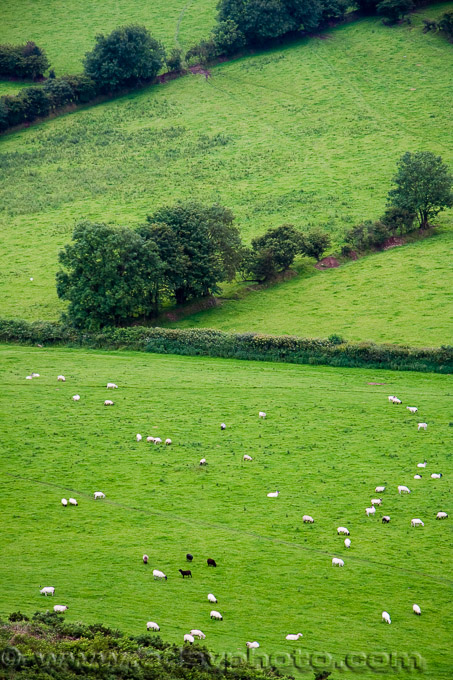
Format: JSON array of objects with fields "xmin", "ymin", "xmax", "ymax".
[
  {"xmin": 31, "ymin": 373, "xmax": 40, "ymax": 378},
  {"xmin": 94, "ymin": 491, "xmax": 105, "ymax": 500},
  {"xmin": 436, "ymin": 511, "xmax": 448, "ymax": 520},
  {"xmin": 40, "ymin": 587, "xmax": 55, "ymax": 596},
  {"xmin": 210, "ymin": 610, "xmax": 222, "ymax": 620},
  {"xmin": 418, "ymin": 423, "xmax": 427, "ymax": 431},
  {"xmin": 53, "ymin": 605, "xmax": 68, "ymax": 613},
  {"xmin": 190, "ymin": 629, "xmax": 206, "ymax": 639},
  {"xmin": 136, "ymin": 434, "xmax": 142, "ymax": 442},
  {"xmin": 332, "ymin": 557, "xmax": 344, "ymax": 567},
  {"xmin": 220, "ymin": 423, "xmax": 226, "ymax": 430},
  {"xmin": 153, "ymin": 569, "xmax": 167, "ymax": 580},
  {"xmin": 398, "ymin": 485, "xmax": 411, "ymax": 494},
  {"xmin": 407, "ymin": 406, "xmax": 418, "ymax": 413},
  {"xmin": 303, "ymin": 515, "xmax": 314, "ymax": 523},
  {"xmin": 243, "ymin": 454, "xmax": 253, "ymax": 462},
  {"xmin": 69, "ymin": 498, "xmax": 78, "ymax": 506},
  {"xmin": 61, "ymin": 498, "xmax": 68, "ymax": 507},
  {"xmin": 413, "ymin": 604, "xmax": 421, "ymax": 616},
  {"xmin": 246, "ymin": 641, "xmax": 260, "ymax": 648},
  {"xmin": 337, "ymin": 527, "xmax": 349, "ymax": 535},
  {"xmin": 104, "ymin": 400, "xmax": 114, "ymax": 406},
  {"xmin": 411, "ymin": 518, "xmax": 424, "ymax": 527},
  {"xmin": 199, "ymin": 458, "xmax": 207, "ymax": 465},
  {"xmin": 375, "ymin": 486, "xmax": 386, "ymax": 493},
  {"xmin": 431, "ymin": 473, "xmax": 442, "ymax": 479},
  {"xmin": 184, "ymin": 634, "xmax": 195, "ymax": 644},
  {"xmin": 365, "ymin": 506, "xmax": 376, "ymax": 516},
  {"xmin": 207, "ymin": 593, "xmax": 217, "ymax": 603},
  {"xmin": 286, "ymin": 633, "xmax": 303, "ymax": 641},
  {"xmin": 26, "ymin": 375, "xmax": 33, "ymax": 380},
  {"xmin": 344, "ymin": 538, "xmax": 351, "ymax": 548},
  {"xmin": 382, "ymin": 611, "xmax": 391, "ymax": 624},
  {"xmin": 258, "ymin": 412, "xmax": 266, "ymax": 419},
  {"xmin": 72, "ymin": 395, "xmax": 80, "ymax": 401},
  {"xmin": 414, "ymin": 474, "xmax": 422, "ymax": 480},
  {"xmin": 165, "ymin": 438, "xmax": 172, "ymax": 445},
  {"xmin": 267, "ymin": 491, "xmax": 279, "ymax": 498},
  {"xmin": 106, "ymin": 383, "xmax": 118, "ymax": 389},
  {"xmin": 147, "ymin": 621, "xmax": 160, "ymax": 631},
  {"xmin": 388, "ymin": 395, "xmax": 396, "ymax": 402},
  {"xmin": 57, "ymin": 375, "xmax": 66, "ymax": 382},
  {"xmin": 382, "ymin": 516, "xmax": 391, "ymax": 523},
  {"xmin": 147, "ymin": 436, "xmax": 156, "ymax": 443},
  {"xmin": 417, "ymin": 461, "xmax": 427, "ymax": 468},
  {"xmin": 154, "ymin": 438, "xmax": 162, "ymax": 445},
  {"xmin": 371, "ymin": 498, "xmax": 382, "ymax": 506}
]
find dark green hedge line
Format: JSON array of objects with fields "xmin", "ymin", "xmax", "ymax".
[{"xmin": 1, "ymin": 319, "xmax": 452, "ymax": 373}]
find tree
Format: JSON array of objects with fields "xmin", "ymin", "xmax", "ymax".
[
  {"xmin": 212, "ymin": 19, "xmax": 246, "ymax": 55},
  {"xmin": 377, "ymin": 0, "xmax": 414, "ymax": 24},
  {"xmin": 145, "ymin": 202, "xmax": 243, "ymax": 304},
  {"xmin": 56, "ymin": 221, "xmax": 163, "ymax": 328},
  {"xmin": 300, "ymin": 228, "xmax": 331, "ymax": 260},
  {"xmin": 83, "ymin": 24, "xmax": 165, "ymax": 92},
  {"xmin": 387, "ymin": 152, "xmax": 453, "ymax": 229},
  {"xmin": 249, "ymin": 224, "xmax": 303, "ymax": 280}
]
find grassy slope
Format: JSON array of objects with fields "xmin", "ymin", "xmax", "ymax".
[
  {"xmin": 0, "ymin": 345, "xmax": 452, "ymax": 678},
  {"xmin": 0, "ymin": 0, "xmax": 216, "ymax": 76},
  {"xmin": 0, "ymin": 8, "xmax": 452, "ymax": 328},
  {"xmin": 167, "ymin": 230, "xmax": 453, "ymax": 346}
]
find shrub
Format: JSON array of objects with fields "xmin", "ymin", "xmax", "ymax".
[
  {"xmin": 377, "ymin": 0, "xmax": 414, "ymax": 24},
  {"xmin": 439, "ymin": 10, "xmax": 453, "ymax": 41},
  {"xmin": 60, "ymin": 73, "xmax": 97, "ymax": 102},
  {"xmin": 42, "ymin": 77, "xmax": 75, "ymax": 108},
  {"xmin": 212, "ymin": 19, "xmax": 246, "ymax": 55},
  {"xmin": 0, "ymin": 41, "xmax": 50, "ymax": 79},
  {"xmin": 380, "ymin": 205, "xmax": 415, "ymax": 235},
  {"xmin": 185, "ymin": 39, "xmax": 218, "ymax": 65},
  {"xmin": 18, "ymin": 86, "xmax": 51, "ymax": 120},
  {"xmin": 166, "ymin": 47, "xmax": 184, "ymax": 72},
  {"xmin": 300, "ymin": 228, "xmax": 331, "ymax": 261},
  {"xmin": 320, "ymin": 0, "xmax": 349, "ymax": 23},
  {"xmin": 249, "ymin": 224, "xmax": 303, "ymax": 281}
]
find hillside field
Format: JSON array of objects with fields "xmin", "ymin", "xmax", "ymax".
[
  {"xmin": 0, "ymin": 345, "xmax": 452, "ymax": 678},
  {"xmin": 0, "ymin": 8, "xmax": 452, "ymax": 335}
]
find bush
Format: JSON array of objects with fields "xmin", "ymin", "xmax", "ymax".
[
  {"xmin": 185, "ymin": 39, "xmax": 218, "ymax": 65},
  {"xmin": 212, "ymin": 19, "xmax": 246, "ymax": 55},
  {"xmin": 439, "ymin": 10, "xmax": 453, "ymax": 41},
  {"xmin": 42, "ymin": 77, "xmax": 75, "ymax": 108},
  {"xmin": 0, "ymin": 41, "xmax": 50, "ymax": 79},
  {"xmin": 300, "ymin": 228, "xmax": 331, "ymax": 261},
  {"xmin": 345, "ymin": 220, "xmax": 392, "ymax": 250},
  {"xmin": 380, "ymin": 205, "xmax": 415, "ymax": 235},
  {"xmin": 60, "ymin": 73, "xmax": 97, "ymax": 102},
  {"xmin": 249, "ymin": 224, "xmax": 303, "ymax": 280},
  {"xmin": 166, "ymin": 47, "xmax": 184, "ymax": 72},
  {"xmin": 18, "ymin": 86, "xmax": 51, "ymax": 120},
  {"xmin": 377, "ymin": 0, "xmax": 414, "ymax": 24},
  {"xmin": 320, "ymin": 0, "xmax": 349, "ymax": 23},
  {"xmin": 83, "ymin": 24, "xmax": 165, "ymax": 92}
]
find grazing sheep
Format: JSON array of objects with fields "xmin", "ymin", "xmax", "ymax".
[
  {"xmin": 375, "ymin": 486, "xmax": 386, "ymax": 493},
  {"xmin": 220, "ymin": 423, "xmax": 226, "ymax": 430},
  {"xmin": 382, "ymin": 611, "xmax": 391, "ymax": 624},
  {"xmin": 344, "ymin": 538, "xmax": 351, "ymax": 548},
  {"xmin": 53, "ymin": 605, "xmax": 68, "ymax": 613},
  {"xmin": 57, "ymin": 375, "xmax": 66, "ymax": 382},
  {"xmin": 365, "ymin": 506, "xmax": 376, "ymax": 516},
  {"xmin": 398, "ymin": 485, "xmax": 411, "ymax": 494},
  {"xmin": 382, "ymin": 516, "xmax": 391, "ymax": 524},
  {"xmin": 414, "ymin": 474, "xmax": 423, "ymax": 480},
  {"xmin": 40, "ymin": 587, "xmax": 55, "ymax": 596},
  {"xmin": 411, "ymin": 518, "xmax": 424, "ymax": 527},
  {"xmin": 106, "ymin": 383, "xmax": 118, "ymax": 389},
  {"xmin": 153, "ymin": 569, "xmax": 167, "ymax": 580},
  {"xmin": 190, "ymin": 630, "xmax": 206, "ymax": 639},
  {"xmin": 154, "ymin": 438, "xmax": 162, "ymax": 445},
  {"xmin": 303, "ymin": 515, "xmax": 314, "ymax": 523},
  {"xmin": 407, "ymin": 407, "xmax": 418, "ymax": 413},
  {"xmin": 208, "ymin": 593, "xmax": 217, "ymax": 603},
  {"xmin": 179, "ymin": 569, "xmax": 192, "ymax": 578},
  {"xmin": 393, "ymin": 397, "xmax": 402, "ymax": 404},
  {"xmin": 246, "ymin": 641, "xmax": 260, "ymax": 648},
  {"xmin": 143, "ymin": 554, "xmax": 149, "ymax": 564},
  {"xmin": 413, "ymin": 604, "xmax": 421, "ymax": 616},
  {"xmin": 332, "ymin": 558, "xmax": 344, "ymax": 567},
  {"xmin": 72, "ymin": 395, "xmax": 80, "ymax": 401},
  {"xmin": 267, "ymin": 491, "xmax": 279, "ymax": 498},
  {"xmin": 210, "ymin": 610, "xmax": 222, "ymax": 620},
  {"xmin": 26, "ymin": 375, "xmax": 33, "ymax": 380},
  {"xmin": 431, "ymin": 473, "xmax": 442, "ymax": 479},
  {"xmin": 371, "ymin": 498, "xmax": 382, "ymax": 506},
  {"xmin": 207, "ymin": 558, "xmax": 217, "ymax": 567},
  {"xmin": 165, "ymin": 438, "xmax": 172, "ymax": 445},
  {"xmin": 147, "ymin": 621, "xmax": 160, "ymax": 631},
  {"xmin": 243, "ymin": 455, "xmax": 253, "ymax": 462},
  {"xmin": 61, "ymin": 498, "xmax": 68, "ymax": 507},
  {"xmin": 186, "ymin": 553, "xmax": 193, "ymax": 562},
  {"xmin": 199, "ymin": 458, "xmax": 207, "ymax": 465},
  {"xmin": 184, "ymin": 634, "xmax": 194, "ymax": 644},
  {"xmin": 69, "ymin": 498, "xmax": 78, "ymax": 506},
  {"xmin": 259, "ymin": 412, "xmax": 266, "ymax": 419},
  {"xmin": 337, "ymin": 527, "xmax": 350, "ymax": 535},
  {"xmin": 136, "ymin": 434, "xmax": 142, "ymax": 442},
  {"xmin": 94, "ymin": 491, "xmax": 105, "ymax": 499},
  {"xmin": 104, "ymin": 400, "xmax": 114, "ymax": 406},
  {"xmin": 417, "ymin": 461, "xmax": 427, "ymax": 468},
  {"xmin": 286, "ymin": 633, "xmax": 303, "ymax": 641},
  {"xmin": 436, "ymin": 512, "xmax": 448, "ymax": 520},
  {"xmin": 31, "ymin": 373, "xmax": 40, "ymax": 378},
  {"xmin": 418, "ymin": 423, "xmax": 428, "ymax": 431},
  {"xmin": 147, "ymin": 436, "xmax": 156, "ymax": 443},
  {"xmin": 388, "ymin": 396, "xmax": 396, "ymax": 402}
]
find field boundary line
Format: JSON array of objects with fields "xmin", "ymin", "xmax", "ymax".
[{"xmin": 5, "ymin": 471, "xmax": 453, "ymax": 588}]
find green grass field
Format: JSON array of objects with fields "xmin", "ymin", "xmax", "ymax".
[
  {"xmin": 0, "ymin": 0, "xmax": 216, "ymax": 76},
  {"xmin": 0, "ymin": 345, "xmax": 452, "ymax": 678},
  {"xmin": 0, "ymin": 8, "xmax": 452, "ymax": 334},
  {"xmin": 167, "ymin": 229, "xmax": 453, "ymax": 346}
]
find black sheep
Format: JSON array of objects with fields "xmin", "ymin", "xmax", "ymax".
[
  {"xmin": 186, "ymin": 553, "xmax": 193, "ymax": 562},
  {"xmin": 179, "ymin": 569, "xmax": 192, "ymax": 578},
  {"xmin": 207, "ymin": 558, "xmax": 217, "ymax": 567}
]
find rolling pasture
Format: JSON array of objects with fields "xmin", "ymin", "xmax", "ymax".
[
  {"xmin": 0, "ymin": 9, "xmax": 452, "ymax": 327},
  {"xmin": 1, "ymin": 345, "xmax": 452, "ymax": 678}
]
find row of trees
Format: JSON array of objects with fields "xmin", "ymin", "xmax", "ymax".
[{"xmin": 0, "ymin": 41, "xmax": 49, "ymax": 79}]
